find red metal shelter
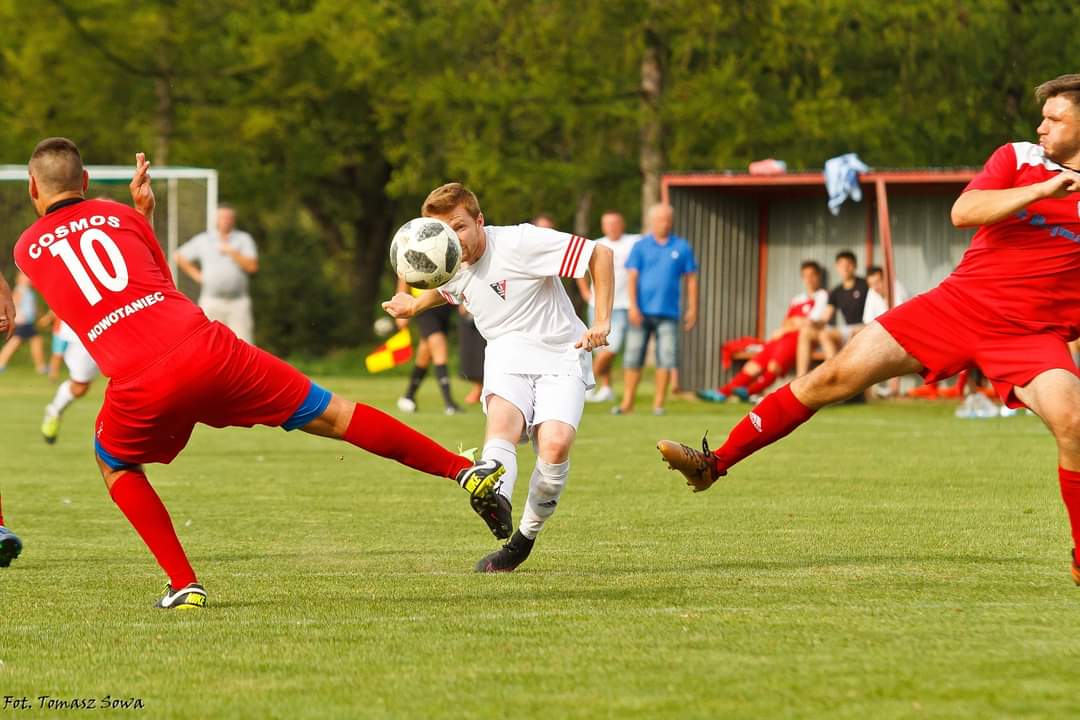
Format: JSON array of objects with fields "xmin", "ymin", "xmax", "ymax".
[{"xmin": 661, "ymin": 168, "xmax": 978, "ymax": 389}]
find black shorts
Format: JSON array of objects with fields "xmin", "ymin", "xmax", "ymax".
[
  {"xmin": 14, "ymin": 323, "xmax": 36, "ymax": 340},
  {"xmin": 416, "ymin": 304, "xmax": 453, "ymax": 339},
  {"xmin": 458, "ymin": 314, "xmax": 486, "ymax": 382}
]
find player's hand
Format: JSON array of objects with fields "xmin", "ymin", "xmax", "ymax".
[
  {"xmin": 629, "ymin": 306, "xmax": 643, "ymax": 327},
  {"xmin": 0, "ymin": 293, "xmax": 13, "ymax": 340},
  {"xmin": 395, "ymin": 317, "xmax": 409, "ymax": 330},
  {"xmin": 130, "ymin": 152, "xmax": 155, "ymax": 219},
  {"xmin": 1042, "ymin": 170, "xmax": 1080, "ymax": 198},
  {"xmin": 683, "ymin": 309, "xmax": 697, "ymax": 332},
  {"xmin": 576, "ymin": 320, "xmax": 610, "ymax": 351},
  {"xmin": 382, "ymin": 292, "xmax": 417, "ymax": 320}
]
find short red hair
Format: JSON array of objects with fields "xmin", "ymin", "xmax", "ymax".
[{"xmin": 422, "ymin": 183, "xmax": 481, "ymax": 219}]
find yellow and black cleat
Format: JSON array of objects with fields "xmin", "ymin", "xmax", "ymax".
[
  {"xmin": 155, "ymin": 582, "xmax": 208, "ymax": 610},
  {"xmin": 455, "ymin": 459, "xmax": 504, "ymax": 500},
  {"xmin": 41, "ymin": 412, "xmax": 60, "ymax": 445}
]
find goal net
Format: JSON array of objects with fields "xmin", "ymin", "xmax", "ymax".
[{"xmin": 0, "ymin": 165, "xmax": 217, "ymax": 300}]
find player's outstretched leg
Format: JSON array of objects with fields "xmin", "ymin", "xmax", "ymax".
[
  {"xmin": 0, "ymin": 494, "xmax": 22, "ymax": 568},
  {"xmin": 1013, "ymin": 369, "xmax": 1080, "ymax": 585},
  {"xmin": 477, "ymin": 420, "xmax": 574, "ymax": 573},
  {"xmin": 470, "ymin": 396, "xmax": 526, "ymax": 540},
  {"xmin": 97, "ymin": 455, "xmax": 205, "ymax": 609},
  {"xmin": 300, "ymin": 394, "xmax": 504, "ymax": 503},
  {"xmin": 659, "ymin": 322, "xmax": 922, "ymax": 491}
]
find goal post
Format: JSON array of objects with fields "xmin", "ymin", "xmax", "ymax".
[{"xmin": 0, "ymin": 165, "xmax": 217, "ymax": 291}]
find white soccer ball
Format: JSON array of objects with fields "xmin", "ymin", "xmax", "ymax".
[
  {"xmin": 389, "ymin": 217, "xmax": 462, "ymax": 290},
  {"xmin": 373, "ymin": 316, "xmax": 395, "ymax": 338}
]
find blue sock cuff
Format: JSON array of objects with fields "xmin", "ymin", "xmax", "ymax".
[
  {"xmin": 282, "ymin": 382, "xmax": 332, "ymax": 431},
  {"xmin": 94, "ymin": 438, "xmax": 133, "ymax": 471}
]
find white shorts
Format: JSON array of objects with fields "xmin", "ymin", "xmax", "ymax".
[
  {"xmin": 838, "ymin": 323, "xmax": 864, "ymax": 343},
  {"xmin": 64, "ymin": 339, "xmax": 99, "ymax": 384},
  {"xmin": 200, "ymin": 295, "xmax": 254, "ymax": 345},
  {"xmin": 482, "ymin": 373, "xmax": 587, "ymax": 445}
]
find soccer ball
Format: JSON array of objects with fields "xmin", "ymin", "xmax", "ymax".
[
  {"xmin": 372, "ymin": 316, "xmax": 395, "ymax": 338},
  {"xmin": 389, "ymin": 217, "xmax": 462, "ymax": 290}
]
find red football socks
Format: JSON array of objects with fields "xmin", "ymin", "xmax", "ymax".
[
  {"xmin": 713, "ymin": 383, "xmax": 816, "ymax": 471},
  {"xmin": 746, "ymin": 371, "xmax": 778, "ymax": 396},
  {"xmin": 719, "ymin": 370, "xmax": 752, "ymax": 396},
  {"xmin": 109, "ymin": 471, "xmax": 197, "ymax": 589},
  {"xmin": 0, "ymin": 493, "xmax": 5, "ymax": 526},
  {"xmin": 1059, "ymin": 467, "xmax": 1080, "ymax": 553},
  {"xmin": 344, "ymin": 403, "xmax": 471, "ymax": 480}
]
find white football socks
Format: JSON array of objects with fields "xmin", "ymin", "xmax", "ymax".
[
  {"xmin": 47, "ymin": 380, "xmax": 76, "ymax": 417},
  {"xmin": 482, "ymin": 438, "xmax": 518, "ymax": 501},
  {"xmin": 519, "ymin": 459, "xmax": 569, "ymax": 540}
]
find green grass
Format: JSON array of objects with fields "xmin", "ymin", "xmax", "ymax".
[{"xmin": 1, "ymin": 365, "xmax": 1076, "ymax": 719}]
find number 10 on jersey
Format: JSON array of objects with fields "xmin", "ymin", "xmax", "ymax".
[{"xmin": 49, "ymin": 229, "xmax": 130, "ymax": 306}]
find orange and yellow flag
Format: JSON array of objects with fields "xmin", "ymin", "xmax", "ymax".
[{"xmin": 365, "ymin": 327, "xmax": 413, "ymax": 373}]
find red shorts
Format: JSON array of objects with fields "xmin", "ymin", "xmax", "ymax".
[
  {"xmin": 877, "ymin": 286, "xmax": 1077, "ymax": 408},
  {"xmin": 94, "ymin": 322, "xmax": 318, "ymax": 467},
  {"xmin": 753, "ymin": 331, "xmax": 798, "ymax": 374}
]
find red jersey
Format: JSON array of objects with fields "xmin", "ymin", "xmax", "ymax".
[
  {"xmin": 941, "ymin": 142, "xmax": 1080, "ymax": 339},
  {"xmin": 785, "ymin": 288, "xmax": 829, "ymax": 321},
  {"xmin": 13, "ymin": 199, "xmax": 208, "ymax": 378}
]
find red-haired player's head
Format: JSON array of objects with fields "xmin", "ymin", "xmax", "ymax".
[
  {"xmin": 27, "ymin": 137, "xmax": 88, "ymax": 217},
  {"xmin": 421, "ymin": 182, "xmax": 487, "ymax": 264},
  {"xmin": 1035, "ymin": 74, "xmax": 1080, "ymax": 167}
]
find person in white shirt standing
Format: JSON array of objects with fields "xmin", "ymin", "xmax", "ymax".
[
  {"xmin": 576, "ymin": 211, "xmax": 639, "ymax": 403},
  {"xmin": 174, "ymin": 205, "xmax": 259, "ymax": 344},
  {"xmin": 383, "ymin": 183, "xmax": 614, "ymax": 572}
]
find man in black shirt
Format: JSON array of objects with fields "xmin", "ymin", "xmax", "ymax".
[{"xmin": 795, "ymin": 250, "xmax": 869, "ymax": 376}]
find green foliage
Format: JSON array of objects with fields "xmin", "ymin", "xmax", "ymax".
[{"xmin": 1, "ymin": 0, "xmax": 1077, "ymax": 354}]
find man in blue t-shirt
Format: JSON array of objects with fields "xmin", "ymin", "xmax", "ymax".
[{"xmin": 615, "ymin": 204, "xmax": 699, "ymax": 416}]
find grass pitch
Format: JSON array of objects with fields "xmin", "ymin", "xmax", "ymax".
[{"xmin": 1, "ymin": 366, "xmax": 1076, "ymax": 719}]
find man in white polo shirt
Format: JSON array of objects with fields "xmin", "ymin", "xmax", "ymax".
[
  {"xmin": 577, "ymin": 210, "xmax": 639, "ymax": 403},
  {"xmin": 174, "ymin": 205, "xmax": 258, "ymax": 343},
  {"xmin": 383, "ymin": 182, "xmax": 614, "ymax": 573}
]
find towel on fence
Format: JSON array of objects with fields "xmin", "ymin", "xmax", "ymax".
[{"xmin": 824, "ymin": 153, "xmax": 870, "ymax": 215}]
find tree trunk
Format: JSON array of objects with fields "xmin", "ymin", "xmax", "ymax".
[
  {"xmin": 639, "ymin": 28, "xmax": 664, "ymax": 223},
  {"xmin": 573, "ymin": 191, "xmax": 593, "ymax": 238},
  {"xmin": 154, "ymin": 76, "xmax": 173, "ymax": 165}
]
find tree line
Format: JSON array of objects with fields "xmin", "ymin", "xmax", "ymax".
[{"xmin": 0, "ymin": 0, "xmax": 1074, "ymax": 355}]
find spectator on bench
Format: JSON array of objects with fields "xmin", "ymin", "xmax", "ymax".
[
  {"xmin": 796, "ymin": 250, "xmax": 868, "ymax": 377},
  {"xmin": 862, "ymin": 264, "xmax": 909, "ymax": 324},
  {"xmin": 699, "ymin": 261, "xmax": 827, "ymax": 403}
]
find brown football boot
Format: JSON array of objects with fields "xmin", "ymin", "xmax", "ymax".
[{"xmin": 656, "ymin": 435, "xmax": 725, "ymax": 493}]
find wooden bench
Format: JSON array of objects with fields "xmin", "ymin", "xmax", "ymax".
[{"xmin": 730, "ymin": 349, "xmax": 826, "ymax": 363}]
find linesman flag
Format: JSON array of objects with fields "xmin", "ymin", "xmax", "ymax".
[{"xmin": 365, "ymin": 327, "xmax": 413, "ymax": 373}]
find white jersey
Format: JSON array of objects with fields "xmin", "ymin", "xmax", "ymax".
[
  {"xmin": 588, "ymin": 233, "xmax": 640, "ymax": 310},
  {"xmin": 438, "ymin": 224, "xmax": 596, "ymax": 382},
  {"xmin": 862, "ymin": 281, "xmax": 910, "ymax": 323}
]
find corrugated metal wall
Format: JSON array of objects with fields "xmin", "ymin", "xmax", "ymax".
[
  {"xmin": 765, "ymin": 196, "xmax": 868, "ymax": 331},
  {"xmin": 669, "ymin": 184, "xmax": 976, "ymax": 391},
  {"xmin": 884, "ymin": 193, "xmax": 975, "ymax": 295},
  {"xmin": 670, "ymin": 187, "xmax": 759, "ymax": 391}
]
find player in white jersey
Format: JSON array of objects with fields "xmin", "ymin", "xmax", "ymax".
[
  {"xmin": 383, "ymin": 183, "xmax": 614, "ymax": 572},
  {"xmin": 40, "ymin": 320, "xmax": 100, "ymax": 444}
]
